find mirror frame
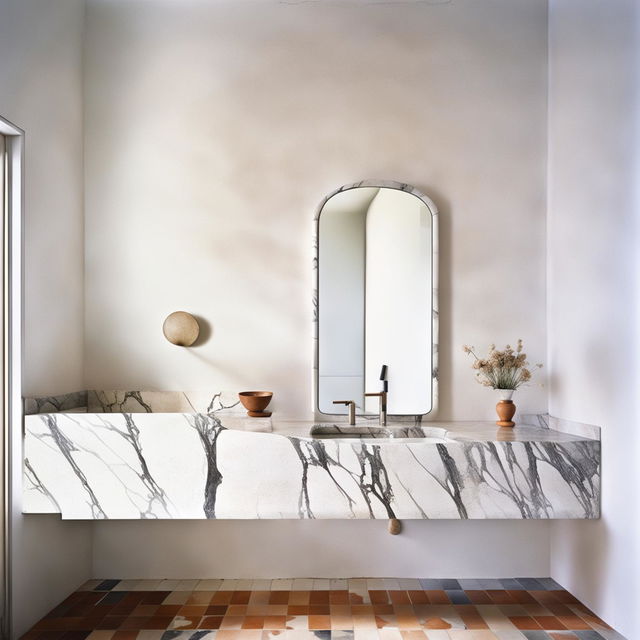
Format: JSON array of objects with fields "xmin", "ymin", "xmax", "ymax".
[{"xmin": 313, "ymin": 180, "xmax": 439, "ymax": 418}]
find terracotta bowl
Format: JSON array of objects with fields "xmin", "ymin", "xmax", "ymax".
[{"xmin": 238, "ymin": 391, "xmax": 273, "ymax": 417}]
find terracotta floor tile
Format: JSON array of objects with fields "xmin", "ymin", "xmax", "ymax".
[
  {"xmin": 508, "ymin": 616, "xmax": 541, "ymax": 630},
  {"xmin": 422, "ymin": 617, "xmax": 453, "ymax": 630},
  {"xmin": 310, "ymin": 592, "xmax": 330, "ymax": 604},
  {"xmin": 556, "ymin": 614, "xmax": 591, "ymax": 630},
  {"xmin": 220, "ymin": 616, "xmax": 246, "ymax": 630},
  {"xmin": 187, "ymin": 592, "xmax": 216, "ymax": 606},
  {"xmin": 263, "ymin": 616, "xmax": 287, "ymax": 630},
  {"xmin": 579, "ymin": 612, "xmax": 613, "ymax": 629},
  {"xmin": 18, "ymin": 578, "xmax": 627, "ymax": 640},
  {"xmin": 93, "ymin": 617, "xmax": 127, "ymax": 630},
  {"xmin": 266, "ymin": 605, "xmax": 288, "ymax": 615},
  {"xmin": 289, "ymin": 591, "xmax": 311, "ymax": 605},
  {"xmin": 522, "ymin": 604, "xmax": 551, "ymax": 616},
  {"xmin": 131, "ymin": 606, "xmax": 158, "ymax": 617},
  {"xmin": 552, "ymin": 591, "xmax": 580, "ymax": 604},
  {"xmin": 198, "ymin": 616, "xmax": 224, "ymax": 629},
  {"xmin": 486, "ymin": 591, "xmax": 515, "ymax": 605},
  {"xmin": 111, "ymin": 632, "xmax": 138, "ymax": 640},
  {"xmin": 268, "ymin": 592, "xmax": 289, "ymax": 605},
  {"xmin": 162, "ymin": 592, "xmax": 190, "ymax": 606},
  {"xmin": 372, "ymin": 604, "xmax": 395, "ymax": 615},
  {"xmin": 506, "ymin": 590, "xmax": 536, "ymax": 604},
  {"xmin": 249, "ymin": 592, "xmax": 271, "ymax": 605},
  {"xmin": 140, "ymin": 593, "xmax": 170, "ymax": 606},
  {"xmin": 463, "ymin": 591, "xmax": 492, "ymax": 605},
  {"xmin": 308, "ymin": 615, "xmax": 331, "ymax": 630},
  {"xmin": 374, "ymin": 615, "xmax": 396, "ymax": 629},
  {"xmin": 351, "ymin": 606, "xmax": 375, "ymax": 616},
  {"xmin": 407, "ymin": 591, "xmax": 429, "ymax": 605},
  {"xmin": 231, "ymin": 592, "xmax": 252, "ymax": 605},
  {"xmin": 534, "ymin": 615, "xmax": 565, "ymax": 629},
  {"xmin": 459, "ymin": 613, "xmax": 489, "ymax": 629},
  {"xmin": 329, "ymin": 591, "xmax": 350, "ymax": 605},
  {"xmin": 388, "ymin": 592, "xmax": 411, "ymax": 605},
  {"xmin": 141, "ymin": 617, "xmax": 174, "ymax": 630},
  {"xmin": 309, "ymin": 606, "xmax": 330, "ymax": 615},
  {"xmin": 179, "ymin": 605, "xmax": 208, "ymax": 617},
  {"xmin": 424, "ymin": 591, "xmax": 449, "ymax": 605},
  {"xmin": 241, "ymin": 617, "xmax": 265, "ymax": 630},
  {"xmin": 211, "ymin": 592, "xmax": 234, "ymax": 605},
  {"xmin": 396, "ymin": 614, "xmax": 421, "ymax": 630}
]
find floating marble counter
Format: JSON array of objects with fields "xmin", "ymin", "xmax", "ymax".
[{"xmin": 23, "ymin": 409, "xmax": 600, "ymax": 521}]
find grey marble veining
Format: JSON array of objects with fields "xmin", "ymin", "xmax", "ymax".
[
  {"xmin": 521, "ymin": 412, "xmax": 601, "ymax": 440},
  {"xmin": 23, "ymin": 412, "xmax": 600, "ymax": 520},
  {"xmin": 24, "ymin": 391, "xmax": 88, "ymax": 415},
  {"xmin": 87, "ymin": 390, "xmax": 245, "ymax": 415}
]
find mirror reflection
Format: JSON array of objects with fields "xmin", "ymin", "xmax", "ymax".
[{"xmin": 317, "ymin": 183, "xmax": 437, "ymax": 417}]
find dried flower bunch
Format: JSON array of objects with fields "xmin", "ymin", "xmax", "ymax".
[{"xmin": 462, "ymin": 340, "xmax": 542, "ymax": 390}]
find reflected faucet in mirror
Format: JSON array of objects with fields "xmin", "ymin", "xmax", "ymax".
[{"xmin": 365, "ymin": 391, "xmax": 387, "ymax": 426}]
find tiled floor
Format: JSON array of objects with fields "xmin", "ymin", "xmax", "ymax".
[{"xmin": 20, "ymin": 578, "xmax": 626, "ymax": 640}]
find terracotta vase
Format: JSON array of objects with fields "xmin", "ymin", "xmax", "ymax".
[{"xmin": 496, "ymin": 393, "xmax": 516, "ymax": 427}]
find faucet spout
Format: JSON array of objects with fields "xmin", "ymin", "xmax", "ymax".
[
  {"xmin": 333, "ymin": 400, "xmax": 357, "ymax": 425},
  {"xmin": 365, "ymin": 391, "xmax": 387, "ymax": 426}
]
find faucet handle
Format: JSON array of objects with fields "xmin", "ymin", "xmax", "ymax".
[{"xmin": 333, "ymin": 400, "xmax": 355, "ymax": 405}]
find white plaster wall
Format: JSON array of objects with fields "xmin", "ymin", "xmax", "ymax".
[
  {"xmin": 547, "ymin": 0, "xmax": 640, "ymax": 636},
  {"xmin": 0, "ymin": 0, "xmax": 92, "ymax": 636},
  {"xmin": 84, "ymin": 0, "xmax": 550, "ymax": 581},
  {"xmin": 92, "ymin": 519, "xmax": 550, "ymax": 580},
  {"xmin": 84, "ymin": 0, "xmax": 548, "ymax": 421}
]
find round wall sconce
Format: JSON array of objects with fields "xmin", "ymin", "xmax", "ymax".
[{"xmin": 163, "ymin": 311, "xmax": 200, "ymax": 346}]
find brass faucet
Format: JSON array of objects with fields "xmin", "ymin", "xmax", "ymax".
[
  {"xmin": 333, "ymin": 400, "xmax": 356, "ymax": 425},
  {"xmin": 365, "ymin": 391, "xmax": 387, "ymax": 426}
]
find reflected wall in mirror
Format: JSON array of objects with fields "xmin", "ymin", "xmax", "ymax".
[{"xmin": 315, "ymin": 180, "xmax": 438, "ymax": 417}]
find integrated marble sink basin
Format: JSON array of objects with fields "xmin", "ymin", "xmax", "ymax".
[{"xmin": 309, "ymin": 424, "xmax": 451, "ymax": 442}]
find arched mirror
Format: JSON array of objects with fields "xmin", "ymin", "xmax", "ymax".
[{"xmin": 315, "ymin": 180, "xmax": 438, "ymax": 417}]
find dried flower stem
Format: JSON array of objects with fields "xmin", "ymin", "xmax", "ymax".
[{"xmin": 462, "ymin": 340, "xmax": 542, "ymax": 390}]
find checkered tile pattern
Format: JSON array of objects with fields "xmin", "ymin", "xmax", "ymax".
[{"xmin": 20, "ymin": 578, "xmax": 625, "ymax": 640}]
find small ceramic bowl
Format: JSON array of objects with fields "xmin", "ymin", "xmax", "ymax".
[{"xmin": 238, "ymin": 391, "xmax": 273, "ymax": 417}]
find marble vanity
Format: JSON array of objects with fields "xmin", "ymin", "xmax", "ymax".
[{"xmin": 23, "ymin": 391, "xmax": 600, "ymax": 521}]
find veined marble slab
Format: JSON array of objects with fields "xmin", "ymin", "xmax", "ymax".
[
  {"xmin": 23, "ymin": 413, "xmax": 600, "ymax": 520},
  {"xmin": 24, "ymin": 391, "xmax": 88, "ymax": 415},
  {"xmin": 87, "ymin": 390, "xmax": 246, "ymax": 414}
]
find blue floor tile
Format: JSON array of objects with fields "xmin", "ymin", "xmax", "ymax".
[
  {"xmin": 445, "ymin": 589, "xmax": 471, "ymax": 604},
  {"xmin": 574, "ymin": 631, "xmax": 607, "ymax": 640},
  {"xmin": 94, "ymin": 579, "xmax": 119, "ymax": 591},
  {"xmin": 516, "ymin": 578, "xmax": 546, "ymax": 590},
  {"xmin": 499, "ymin": 578, "xmax": 522, "ymax": 589},
  {"xmin": 537, "ymin": 577, "xmax": 564, "ymax": 590},
  {"xmin": 521, "ymin": 632, "xmax": 551, "ymax": 640},
  {"xmin": 439, "ymin": 579, "xmax": 461, "ymax": 590},
  {"xmin": 419, "ymin": 579, "xmax": 444, "ymax": 589}
]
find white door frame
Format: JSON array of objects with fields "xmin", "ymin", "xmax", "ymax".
[{"xmin": 0, "ymin": 115, "xmax": 24, "ymax": 640}]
